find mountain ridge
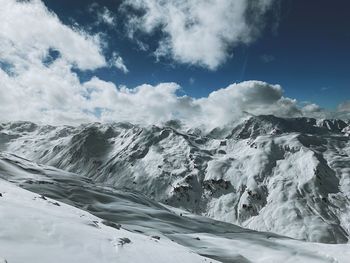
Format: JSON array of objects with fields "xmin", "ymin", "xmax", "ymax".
[{"xmin": 1, "ymin": 115, "xmax": 349, "ymax": 243}]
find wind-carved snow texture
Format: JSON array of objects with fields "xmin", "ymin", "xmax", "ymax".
[{"xmin": 0, "ymin": 115, "xmax": 350, "ymax": 244}]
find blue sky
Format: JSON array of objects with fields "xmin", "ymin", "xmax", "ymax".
[{"xmin": 42, "ymin": 0, "xmax": 350, "ymax": 109}]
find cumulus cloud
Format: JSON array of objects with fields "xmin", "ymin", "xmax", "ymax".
[
  {"xmin": 301, "ymin": 103, "xmax": 322, "ymax": 113},
  {"xmin": 0, "ymin": 0, "xmax": 128, "ymax": 77},
  {"xmin": 195, "ymin": 81, "xmax": 301, "ymax": 127},
  {"xmin": 123, "ymin": 0, "xmax": 278, "ymax": 69},
  {"xmin": 0, "ymin": 66, "xmax": 308, "ymax": 129},
  {"xmin": 0, "ymin": 0, "xmax": 106, "ymax": 71},
  {"xmin": 0, "ymin": 0, "xmax": 129, "ymax": 124},
  {"xmin": 299, "ymin": 103, "xmax": 327, "ymax": 119},
  {"xmin": 338, "ymin": 101, "xmax": 350, "ymax": 112},
  {"xmin": 63, "ymin": 79, "xmax": 303, "ymax": 129},
  {"xmin": 334, "ymin": 101, "xmax": 350, "ymax": 119}
]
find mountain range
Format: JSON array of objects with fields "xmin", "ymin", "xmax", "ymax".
[{"xmin": 1, "ymin": 115, "xmax": 350, "ymax": 262}]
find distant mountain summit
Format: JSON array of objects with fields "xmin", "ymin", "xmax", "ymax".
[{"xmin": 227, "ymin": 115, "xmax": 348, "ymax": 139}]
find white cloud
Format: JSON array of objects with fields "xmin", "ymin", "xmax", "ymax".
[
  {"xmin": 195, "ymin": 81, "xmax": 301, "ymax": 128},
  {"xmin": 1, "ymin": 60, "xmax": 348, "ymax": 128},
  {"xmin": 98, "ymin": 7, "xmax": 116, "ymax": 27},
  {"xmin": 338, "ymin": 101, "xmax": 350, "ymax": 112},
  {"xmin": 83, "ymin": 79, "xmax": 201, "ymax": 126},
  {"xmin": 81, "ymin": 80, "xmax": 300, "ymax": 129},
  {"xmin": 0, "ymin": 0, "xmax": 129, "ymax": 124},
  {"xmin": 0, "ymin": 0, "xmax": 106, "ymax": 71},
  {"xmin": 0, "ymin": 0, "xmax": 128, "ymax": 76},
  {"xmin": 89, "ymin": 4, "xmax": 116, "ymax": 27},
  {"xmin": 299, "ymin": 103, "xmax": 327, "ymax": 119},
  {"xmin": 0, "ymin": 66, "xmax": 308, "ymax": 128},
  {"xmin": 109, "ymin": 52, "xmax": 129, "ymax": 74},
  {"xmin": 335, "ymin": 101, "xmax": 350, "ymax": 119},
  {"xmin": 123, "ymin": 0, "xmax": 277, "ymax": 70}
]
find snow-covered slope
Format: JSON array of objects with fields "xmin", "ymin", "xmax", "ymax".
[
  {"xmin": 1, "ymin": 116, "xmax": 350, "ymax": 243},
  {"xmin": 0, "ymin": 179, "xmax": 216, "ymax": 263},
  {"xmin": 1, "ymin": 153, "xmax": 350, "ymax": 263}
]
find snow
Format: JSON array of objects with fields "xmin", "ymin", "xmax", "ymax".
[
  {"xmin": 0, "ymin": 178, "xmax": 218, "ymax": 263},
  {"xmin": 1, "ymin": 116, "xmax": 350, "ymax": 244},
  {"xmin": 1, "ymin": 156, "xmax": 350, "ymax": 262},
  {"xmin": 1, "ymin": 154, "xmax": 350, "ymax": 262}
]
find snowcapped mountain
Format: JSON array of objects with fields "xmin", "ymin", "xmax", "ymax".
[
  {"xmin": 1, "ymin": 115, "xmax": 350, "ymax": 245},
  {"xmin": 1, "ymin": 152, "xmax": 350, "ymax": 263}
]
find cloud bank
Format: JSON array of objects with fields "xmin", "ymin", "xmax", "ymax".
[
  {"xmin": 2, "ymin": 62, "xmax": 347, "ymax": 129},
  {"xmin": 124, "ymin": 0, "xmax": 278, "ymax": 69}
]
